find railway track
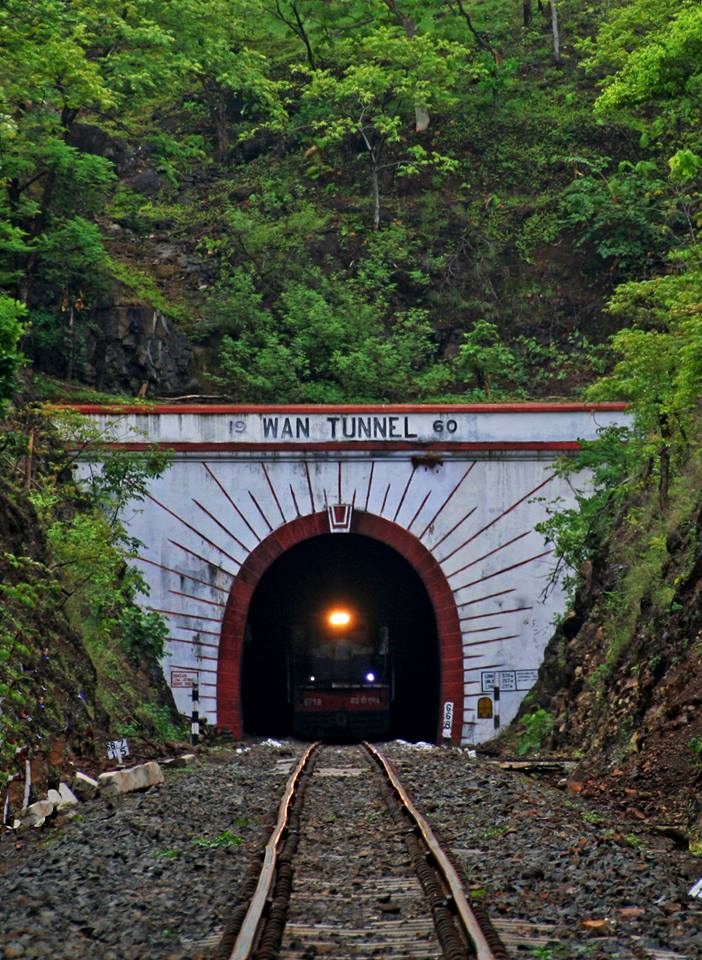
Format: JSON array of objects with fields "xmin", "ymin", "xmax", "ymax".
[{"xmin": 213, "ymin": 743, "xmax": 508, "ymax": 960}]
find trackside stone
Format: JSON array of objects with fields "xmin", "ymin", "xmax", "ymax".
[
  {"xmin": 21, "ymin": 799, "xmax": 55, "ymax": 828},
  {"xmin": 72, "ymin": 771, "xmax": 99, "ymax": 801},
  {"xmin": 98, "ymin": 761, "xmax": 164, "ymax": 797},
  {"xmin": 57, "ymin": 783, "xmax": 79, "ymax": 809}
]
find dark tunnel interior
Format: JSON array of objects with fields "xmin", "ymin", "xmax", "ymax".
[{"xmin": 241, "ymin": 533, "xmax": 439, "ymax": 742}]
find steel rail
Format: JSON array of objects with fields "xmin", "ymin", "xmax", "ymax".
[
  {"xmin": 363, "ymin": 742, "xmax": 502, "ymax": 960},
  {"xmin": 228, "ymin": 741, "xmax": 320, "ymax": 960}
]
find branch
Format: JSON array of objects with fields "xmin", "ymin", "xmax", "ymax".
[
  {"xmin": 449, "ymin": 0, "xmax": 500, "ymax": 62},
  {"xmin": 273, "ymin": 0, "xmax": 316, "ymax": 69}
]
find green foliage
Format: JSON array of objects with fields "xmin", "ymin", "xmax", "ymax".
[
  {"xmin": 192, "ymin": 827, "xmax": 247, "ymax": 849},
  {"xmin": 560, "ymin": 158, "xmax": 677, "ymax": 275},
  {"xmin": 119, "ymin": 607, "xmax": 169, "ymax": 664},
  {"xmin": 454, "ymin": 320, "xmax": 520, "ymax": 399},
  {"xmin": 0, "ymin": 295, "xmax": 26, "ymax": 411},
  {"xmin": 0, "ymin": 556, "xmax": 51, "ymax": 778},
  {"xmin": 516, "ymin": 708, "xmax": 554, "ymax": 756}
]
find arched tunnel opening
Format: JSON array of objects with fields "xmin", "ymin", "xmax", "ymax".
[{"xmin": 241, "ymin": 533, "xmax": 440, "ymax": 742}]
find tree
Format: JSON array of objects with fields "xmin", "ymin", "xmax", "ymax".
[
  {"xmin": 0, "ymin": 295, "xmax": 26, "ymax": 411},
  {"xmin": 454, "ymin": 320, "xmax": 519, "ymax": 399},
  {"xmin": 300, "ymin": 25, "xmax": 482, "ymax": 228}
]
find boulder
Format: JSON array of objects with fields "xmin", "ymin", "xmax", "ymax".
[
  {"xmin": 97, "ymin": 761, "xmax": 164, "ymax": 798},
  {"xmin": 72, "ymin": 772, "xmax": 99, "ymax": 802},
  {"xmin": 20, "ymin": 799, "xmax": 55, "ymax": 829},
  {"xmin": 56, "ymin": 783, "xmax": 79, "ymax": 809}
]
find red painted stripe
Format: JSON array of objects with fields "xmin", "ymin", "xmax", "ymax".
[
  {"xmin": 61, "ymin": 402, "xmax": 629, "ymax": 415},
  {"xmin": 337, "ymin": 461, "xmax": 342, "ymax": 504},
  {"xmin": 454, "ymin": 549, "xmax": 552, "ymax": 593},
  {"xmin": 364, "ymin": 461, "xmax": 375, "ymax": 512},
  {"xmin": 442, "ymin": 476, "xmax": 555, "ymax": 564},
  {"xmin": 152, "ymin": 607, "xmax": 222, "ymax": 623},
  {"xmin": 248, "ymin": 491, "xmax": 273, "ymax": 532},
  {"xmin": 446, "ymin": 531, "xmax": 531, "ymax": 579},
  {"xmin": 168, "ymin": 650, "xmax": 220, "ymax": 662},
  {"xmin": 168, "ymin": 590, "xmax": 226, "ymax": 609},
  {"xmin": 168, "ymin": 636, "xmax": 219, "ymax": 650},
  {"xmin": 192, "ymin": 498, "xmax": 248, "ymax": 558},
  {"xmin": 407, "ymin": 490, "xmax": 431, "ymax": 533},
  {"xmin": 379, "ymin": 482, "xmax": 391, "ymax": 516},
  {"xmin": 417, "ymin": 462, "xmax": 476, "ymax": 541},
  {"xmin": 457, "ymin": 588, "xmax": 516, "ymax": 608},
  {"xmin": 463, "ymin": 634, "xmax": 520, "ymax": 648},
  {"xmin": 429, "ymin": 506, "xmax": 477, "ymax": 553},
  {"xmin": 462, "ymin": 626, "xmax": 502, "ymax": 635},
  {"xmin": 171, "ymin": 625, "xmax": 221, "ymax": 636},
  {"xmin": 146, "ymin": 493, "xmax": 241, "ymax": 568},
  {"xmin": 203, "ymin": 464, "xmax": 260, "ymax": 545},
  {"xmin": 169, "ymin": 539, "xmax": 236, "ymax": 580},
  {"xmin": 86, "ymin": 440, "xmax": 588, "ymax": 453},
  {"xmin": 460, "ymin": 605, "xmax": 534, "ymax": 623},
  {"xmin": 136, "ymin": 555, "xmax": 231, "ymax": 594},
  {"xmin": 393, "ymin": 465, "xmax": 416, "ymax": 523},
  {"xmin": 289, "ymin": 483, "xmax": 301, "ymax": 518},
  {"xmin": 262, "ymin": 463, "xmax": 286, "ymax": 524},
  {"xmin": 464, "ymin": 662, "xmax": 505, "ymax": 671},
  {"xmin": 304, "ymin": 461, "xmax": 316, "ymax": 513},
  {"xmin": 169, "ymin": 663, "xmax": 217, "ymax": 674}
]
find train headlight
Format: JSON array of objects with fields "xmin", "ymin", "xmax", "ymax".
[
  {"xmin": 309, "ymin": 675, "xmax": 316, "ymax": 682},
  {"xmin": 365, "ymin": 672, "xmax": 375, "ymax": 683},
  {"xmin": 328, "ymin": 608, "xmax": 351, "ymax": 627}
]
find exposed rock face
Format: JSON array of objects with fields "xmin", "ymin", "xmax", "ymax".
[
  {"xmin": 86, "ymin": 289, "xmax": 193, "ymax": 395},
  {"xmin": 507, "ymin": 481, "xmax": 702, "ymax": 833}
]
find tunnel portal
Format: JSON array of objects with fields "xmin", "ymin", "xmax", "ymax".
[{"xmin": 242, "ymin": 534, "xmax": 439, "ymax": 742}]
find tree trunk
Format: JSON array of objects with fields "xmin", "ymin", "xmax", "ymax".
[
  {"xmin": 523, "ymin": 0, "xmax": 532, "ymax": 27},
  {"xmin": 371, "ymin": 165, "xmax": 381, "ymax": 231},
  {"xmin": 550, "ymin": 1, "xmax": 561, "ymax": 62},
  {"xmin": 215, "ymin": 95, "xmax": 230, "ymax": 160}
]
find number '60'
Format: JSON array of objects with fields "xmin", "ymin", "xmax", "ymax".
[{"xmin": 432, "ymin": 419, "xmax": 458, "ymax": 433}]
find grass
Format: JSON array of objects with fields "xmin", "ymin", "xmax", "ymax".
[{"xmin": 192, "ymin": 829, "xmax": 245, "ymax": 849}]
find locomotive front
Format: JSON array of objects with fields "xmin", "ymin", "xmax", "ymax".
[{"xmin": 289, "ymin": 605, "xmax": 393, "ymax": 741}]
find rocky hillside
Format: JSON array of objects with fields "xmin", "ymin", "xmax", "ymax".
[
  {"xmin": 0, "ymin": 409, "xmax": 183, "ymax": 815},
  {"xmin": 502, "ymin": 444, "xmax": 702, "ymax": 850}
]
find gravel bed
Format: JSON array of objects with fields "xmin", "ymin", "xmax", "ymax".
[
  {"xmin": 383, "ymin": 741, "xmax": 702, "ymax": 960},
  {"xmin": 0, "ymin": 740, "xmax": 304, "ymax": 960}
]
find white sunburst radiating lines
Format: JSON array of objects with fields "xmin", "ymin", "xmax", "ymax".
[
  {"xmin": 404, "ymin": 460, "xmax": 558, "ymax": 692},
  {"xmin": 136, "ymin": 466, "xmax": 259, "ymax": 688}
]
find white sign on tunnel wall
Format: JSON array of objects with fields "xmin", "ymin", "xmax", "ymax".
[
  {"xmin": 442, "ymin": 701, "xmax": 454, "ymax": 737},
  {"xmin": 480, "ymin": 670, "xmax": 538, "ymax": 693}
]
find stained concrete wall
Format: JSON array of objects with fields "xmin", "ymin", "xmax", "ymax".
[{"xmin": 72, "ymin": 403, "xmax": 628, "ymax": 744}]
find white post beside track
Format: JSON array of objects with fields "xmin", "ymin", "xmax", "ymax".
[{"xmin": 191, "ymin": 678, "xmax": 200, "ymax": 745}]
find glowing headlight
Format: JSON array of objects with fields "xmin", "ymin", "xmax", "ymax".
[
  {"xmin": 309, "ymin": 675, "xmax": 316, "ymax": 682},
  {"xmin": 328, "ymin": 609, "xmax": 351, "ymax": 627},
  {"xmin": 365, "ymin": 672, "xmax": 375, "ymax": 683}
]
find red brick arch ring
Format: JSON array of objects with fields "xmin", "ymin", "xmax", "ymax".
[{"xmin": 216, "ymin": 510, "xmax": 464, "ymax": 742}]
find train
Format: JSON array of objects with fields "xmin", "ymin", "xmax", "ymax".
[{"xmin": 288, "ymin": 604, "xmax": 393, "ymax": 741}]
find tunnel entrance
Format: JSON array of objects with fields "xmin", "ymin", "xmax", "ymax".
[{"xmin": 241, "ymin": 533, "xmax": 439, "ymax": 742}]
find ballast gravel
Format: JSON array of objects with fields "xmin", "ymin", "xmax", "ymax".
[
  {"xmin": 384, "ymin": 741, "xmax": 702, "ymax": 960},
  {"xmin": 0, "ymin": 740, "xmax": 305, "ymax": 960},
  {"xmin": 0, "ymin": 739, "xmax": 700, "ymax": 960}
]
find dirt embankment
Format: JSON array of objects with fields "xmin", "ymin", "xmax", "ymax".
[{"xmin": 500, "ymin": 467, "xmax": 702, "ymax": 844}]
